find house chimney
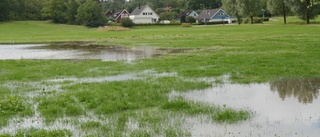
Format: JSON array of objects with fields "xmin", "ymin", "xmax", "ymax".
[{"xmin": 139, "ymin": 3, "xmax": 141, "ymax": 9}]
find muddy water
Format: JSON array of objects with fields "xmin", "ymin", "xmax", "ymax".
[
  {"xmin": 184, "ymin": 78, "xmax": 320, "ymax": 137},
  {"xmin": 0, "ymin": 44, "xmax": 161, "ymax": 61}
]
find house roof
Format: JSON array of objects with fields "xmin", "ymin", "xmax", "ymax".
[
  {"xmin": 105, "ymin": 11, "xmax": 113, "ymax": 17},
  {"xmin": 195, "ymin": 9, "xmax": 220, "ymax": 20},
  {"xmin": 131, "ymin": 5, "xmax": 147, "ymax": 15},
  {"xmin": 176, "ymin": 10, "xmax": 196, "ymax": 19},
  {"xmin": 114, "ymin": 9, "xmax": 129, "ymax": 20}
]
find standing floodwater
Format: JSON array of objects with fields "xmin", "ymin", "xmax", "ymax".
[
  {"xmin": 0, "ymin": 44, "xmax": 161, "ymax": 61},
  {"xmin": 183, "ymin": 78, "xmax": 320, "ymax": 137}
]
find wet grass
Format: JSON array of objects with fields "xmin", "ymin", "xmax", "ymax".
[{"xmin": 0, "ymin": 17, "xmax": 320, "ymax": 135}]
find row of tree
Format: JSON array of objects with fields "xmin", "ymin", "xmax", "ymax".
[
  {"xmin": 0, "ymin": 0, "xmax": 107, "ymax": 27},
  {"xmin": 0, "ymin": 0, "xmax": 319, "ymax": 25},
  {"xmin": 222, "ymin": 0, "xmax": 320, "ymax": 24}
]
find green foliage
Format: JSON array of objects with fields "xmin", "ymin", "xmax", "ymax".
[
  {"xmin": 287, "ymin": 0, "xmax": 320, "ymax": 23},
  {"xmin": 239, "ymin": 0, "xmax": 261, "ymax": 24},
  {"xmin": 120, "ymin": 18, "xmax": 134, "ymax": 28},
  {"xmin": 159, "ymin": 12, "xmax": 178, "ymax": 20},
  {"xmin": 66, "ymin": 0, "xmax": 79, "ymax": 24},
  {"xmin": 222, "ymin": 0, "xmax": 243, "ymax": 24},
  {"xmin": 186, "ymin": 16, "xmax": 196, "ymax": 23},
  {"xmin": 76, "ymin": 0, "xmax": 106, "ymax": 27},
  {"xmin": 0, "ymin": 0, "xmax": 14, "ymax": 21},
  {"xmin": 187, "ymin": 0, "xmax": 222, "ymax": 10},
  {"xmin": 41, "ymin": 0, "xmax": 67, "ymax": 23}
]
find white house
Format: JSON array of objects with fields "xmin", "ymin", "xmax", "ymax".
[{"xmin": 129, "ymin": 5, "xmax": 159, "ymax": 24}]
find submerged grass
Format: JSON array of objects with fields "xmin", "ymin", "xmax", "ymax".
[{"xmin": 0, "ymin": 18, "xmax": 319, "ymax": 135}]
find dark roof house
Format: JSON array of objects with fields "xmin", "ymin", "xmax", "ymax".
[
  {"xmin": 195, "ymin": 9, "xmax": 235, "ymax": 24},
  {"xmin": 176, "ymin": 10, "xmax": 199, "ymax": 22},
  {"xmin": 113, "ymin": 9, "xmax": 130, "ymax": 23}
]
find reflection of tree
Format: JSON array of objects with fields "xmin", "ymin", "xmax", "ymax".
[{"xmin": 270, "ymin": 78, "xmax": 320, "ymax": 104}]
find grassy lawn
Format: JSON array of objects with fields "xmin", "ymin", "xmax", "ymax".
[{"xmin": 0, "ymin": 18, "xmax": 320, "ymax": 136}]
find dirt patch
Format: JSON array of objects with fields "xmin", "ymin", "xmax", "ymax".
[{"xmin": 98, "ymin": 26, "xmax": 130, "ymax": 31}]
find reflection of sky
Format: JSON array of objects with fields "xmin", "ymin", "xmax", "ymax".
[
  {"xmin": 184, "ymin": 83, "xmax": 320, "ymax": 137},
  {"xmin": 0, "ymin": 44, "xmax": 157, "ymax": 61},
  {"xmin": 313, "ymin": 118, "xmax": 320, "ymax": 128}
]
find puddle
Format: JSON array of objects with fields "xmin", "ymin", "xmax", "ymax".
[
  {"xmin": 46, "ymin": 73, "xmax": 139, "ymax": 83},
  {"xmin": 183, "ymin": 78, "xmax": 320, "ymax": 136},
  {"xmin": 0, "ymin": 44, "xmax": 163, "ymax": 61}
]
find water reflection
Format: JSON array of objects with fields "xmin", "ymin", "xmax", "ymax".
[
  {"xmin": 270, "ymin": 78, "xmax": 320, "ymax": 104},
  {"xmin": 0, "ymin": 44, "xmax": 162, "ymax": 61},
  {"xmin": 182, "ymin": 78, "xmax": 320, "ymax": 137}
]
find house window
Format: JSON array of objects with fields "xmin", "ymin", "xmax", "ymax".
[
  {"xmin": 148, "ymin": 12, "xmax": 153, "ymax": 15},
  {"xmin": 194, "ymin": 14, "xmax": 196, "ymax": 16},
  {"xmin": 143, "ymin": 12, "xmax": 147, "ymax": 15},
  {"xmin": 218, "ymin": 12, "xmax": 224, "ymax": 16}
]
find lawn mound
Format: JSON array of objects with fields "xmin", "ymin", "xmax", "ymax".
[{"xmin": 98, "ymin": 26, "xmax": 130, "ymax": 31}]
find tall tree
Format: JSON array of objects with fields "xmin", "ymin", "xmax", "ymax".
[
  {"xmin": 41, "ymin": 0, "xmax": 68, "ymax": 23},
  {"xmin": 187, "ymin": 0, "xmax": 221, "ymax": 10},
  {"xmin": 267, "ymin": 0, "xmax": 290, "ymax": 24},
  {"xmin": 76, "ymin": 0, "xmax": 106, "ymax": 27},
  {"xmin": 0, "ymin": 0, "xmax": 11, "ymax": 21},
  {"xmin": 0, "ymin": 0, "xmax": 23, "ymax": 21},
  {"xmin": 222, "ymin": 0, "xmax": 242, "ymax": 24},
  {"xmin": 66, "ymin": 0, "xmax": 79, "ymax": 24},
  {"xmin": 239, "ymin": 0, "xmax": 260, "ymax": 24},
  {"xmin": 287, "ymin": 0, "xmax": 320, "ymax": 24}
]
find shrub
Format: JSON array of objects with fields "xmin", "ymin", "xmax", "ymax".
[
  {"xmin": 120, "ymin": 18, "xmax": 134, "ymax": 28},
  {"xmin": 186, "ymin": 16, "xmax": 196, "ymax": 23}
]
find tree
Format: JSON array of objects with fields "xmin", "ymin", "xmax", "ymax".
[
  {"xmin": 187, "ymin": 0, "xmax": 222, "ymax": 10},
  {"xmin": 0, "ymin": 0, "xmax": 11, "ymax": 21},
  {"xmin": 22, "ymin": 0, "xmax": 45, "ymax": 20},
  {"xmin": 239, "ymin": 0, "xmax": 260, "ymax": 24},
  {"xmin": 41, "ymin": 0, "xmax": 67, "ymax": 23},
  {"xmin": 76, "ymin": 0, "xmax": 106, "ymax": 27},
  {"xmin": 159, "ymin": 12, "xmax": 177, "ymax": 20},
  {"xmin": 222, "ymin": 0, "xmax": 242, "ymax": 24},
  {"xmin": 0, "ymin": 0, "xmax": 23, "ymax": 21},
  {"xmin": 287, "ymin": 0, "xmax": 320, "ymax": 24},
  {"xmin": 66, "ymin": 0, "xmax": 79, "ymax": 24},
  {"xmin": 267, "ymin": 0, "xmax": 290, "ymax": 24},
  {"xmin": 180, "ymin": 15, "xmax": 186, "ymax": 23}
]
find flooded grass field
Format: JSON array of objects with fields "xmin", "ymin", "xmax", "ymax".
[{"xmin": 0, "ymin": 21, "xmax": 320, "ymax": 136}]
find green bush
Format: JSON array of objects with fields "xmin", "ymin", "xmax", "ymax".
[
  {"xmin": 120, "ymin": 18, "xmax": 134, "ymax": 28},
  {"xmin": 186, "ymin": 16, "xmax": 196, "ymax": 23},
  {"xmin": 243, "ymin": 17, "xmax": 264, "ymax": 24}
]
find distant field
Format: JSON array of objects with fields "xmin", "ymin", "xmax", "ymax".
[{"xmin": 0, "ymin": 18, "xmax": 320, "ymax": 136}]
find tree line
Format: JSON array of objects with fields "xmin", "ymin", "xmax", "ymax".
[
  {"xmin": 222, "ymin": 0, "xmax": 320, "ymax": 24},
  {"xmin": 0, "ymin": 0, "xmax": 319, "ymax": 26}
]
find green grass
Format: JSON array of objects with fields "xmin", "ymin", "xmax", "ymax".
[
  {"xmin": 267, "ymin": 16, "xmax": 320, "ymax": 24},
  {"xmin": 0, "ymin": 18, "xmax": 320, "ymax": 135}
]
